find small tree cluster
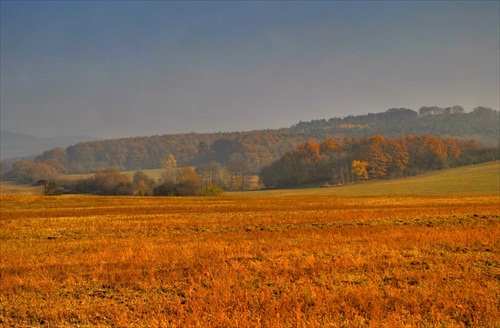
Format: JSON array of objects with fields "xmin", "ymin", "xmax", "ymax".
[
  {"xmin": 154, "ymin": 167, "xmax": 201, "ymax": 196},
  {"xmin": 195, "ymin": 156, "xmax": 253, "ymax": 191},
  {"xmin": 57, "ymin": 165, "xmax": 224, "ymax": 197},
  {"xmin": 133, "ymin": 171, "xmax": 156, "ymax": 196},
  {"xmin": 35, "ymin": 180, "xmax": 62, "ymax": 195},
  {"xmin": 72, "ymin": 168, "xmax": 136, "ymax": 195},
  {"xmin": 225, "ymin": 154, "xmax": 252, "ymax": 190}
]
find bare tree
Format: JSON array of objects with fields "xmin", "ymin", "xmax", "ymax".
[{"xmin": 226, "ymin": 154, "xmax": 251, "ymax": 190}]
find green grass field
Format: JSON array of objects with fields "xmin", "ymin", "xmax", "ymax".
[
  {"xmin": 59, "ymin": 168, "xmax": 166, "ymax": 181},
  {"xmin": 231, "ymin": 161, "xmax": 500, "ymax": 197}
]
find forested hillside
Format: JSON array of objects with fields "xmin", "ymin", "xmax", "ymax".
[
  {"xmin": 2, "ymin": 106, "xmax": 499, "ymax": 179},
  {"xmin": 291, "ymin": 106, "xmax": 499, "ymax": 143},
  {"xmin": 259, "ymin": 135, "xmax": 499, "ymax": 188}
]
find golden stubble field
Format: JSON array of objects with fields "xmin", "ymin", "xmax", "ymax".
[{"xmin": 1, "ymin": 194, "xmax": 499, "ymax": 327}]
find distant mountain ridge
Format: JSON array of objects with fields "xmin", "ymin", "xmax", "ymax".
[
  {"xmin": 5, "ymin": 107, "xmax": 500, "ymax": 174},
  {"xmin": 0, "ymin": 131, "xmax": 100, "ymax": 160}
]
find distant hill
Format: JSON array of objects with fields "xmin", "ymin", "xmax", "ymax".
[
  {"xmin": 291, "ymin": 107, "xmax": 499, "ymax": 144},
  {"xmin": 0, "ymin": 131, "xmax": 100, "ymax": 160},
  {"xmin": 6, "ymin": 107, "xmax": 500, "ymax": 174}
]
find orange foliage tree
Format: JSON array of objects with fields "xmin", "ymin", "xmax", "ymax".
[
  {"xmin": 351, "ymin": 160, "xmax": 369, "ymax": 180},
  {"xmin": 259, "ymin": 135, "xmax": 498, "ymax": 188}
]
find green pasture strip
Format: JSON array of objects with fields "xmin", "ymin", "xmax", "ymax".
[{"xmin": 230, "ymin": 161, "xmax": 500, "ymax": 197}]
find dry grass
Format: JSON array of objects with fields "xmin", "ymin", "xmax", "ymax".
[
  {"xmin": 0, "ymin": 181, "xmax": 43, "ymax": 195},
  {"xmin": 1, "ymin": 194, "xmax": 499, "ymax": 327}
]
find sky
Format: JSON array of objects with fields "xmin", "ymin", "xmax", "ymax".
[{"xmin": 1, "ymin": 1, "xmax": 499, "ymax": 139}]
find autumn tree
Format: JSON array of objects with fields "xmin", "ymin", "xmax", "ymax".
[
  {"xmin": 366, "ymin": 136, "xmax": 389, "ymax": 179},
  {"xmin": 93, "ymin": 168, "xmax": 134, "ymax": 195},
  {"xmin": 35, "ymin": 147, "xmax": 68, "ymax": 173},
  {"xmin": 71, "ymin": 168, "xmax": 134, "ymax": 195},
  {"xmin": 259, "ymin": 142, "xmax": 324, "ymax": 188},
  {"xmin": 259, "ymin": 164, "xmax": 281, "ymax": 188},
  {"xmin": 161, "ymin": 154, "xmax": 177, "ymax": 182},
  {"xmin": 444, "ymin": 138, "xmax": 461, "ymax": 160},
  {"xmin": 293, "ymin": 142, "xmax": 322, "ymax": 183},
  {"xmin": 420, "ymin": 135, "xmax": 448, "ymax": 170},
  {"xmin": 175, "ymin": 167, "xmax": 202, "ymax": 196},
  {"xmin": 6, "ymin": 161, "xmax": 58, "ymax": 184},
  {"xmin": 318, "ymin": 139, "xmax": 345, "ymax": 183},
  {"xmin": 133, "ymin": 171, "xmax": 155, "ymax": 196},
  {"xmin": 351, "ymin": 160, "xmax": 368, "ymax": 180},
  {"xmin": 385, "ymin": 138, "xmax": 409, "ymax": 177}
]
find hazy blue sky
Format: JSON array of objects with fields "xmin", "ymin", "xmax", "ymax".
[{"xmin": 1, "ymin": 1, "xmax": 499, "ymax": 138}]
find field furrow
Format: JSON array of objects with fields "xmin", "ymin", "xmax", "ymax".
[{"xmin": 1, "ymin": 195, "xmax": 499, "ymax": 327}]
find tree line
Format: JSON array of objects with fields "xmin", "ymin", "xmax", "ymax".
[
  {"xmin": 1, "ymin": 106, "xmax": 498, "ymax": 184},
  {"xmin": 6, "ymin": 152, "xmax": 253, "ymax": 196},
  {"xmin": 259, "ymin": 135, "xmax": 499, "ymax": 188},
  {"xmin": 64, "ymin": 167, "xmax": 211, "ymax": 197},
  {"xmin": 27, "ymin": 166, "xmax": 221, "ymax": 197},
  {"xmin": 4, "ymin": 134, "xmax": 498, "ymax": 195}
]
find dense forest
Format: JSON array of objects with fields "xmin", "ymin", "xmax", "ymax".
[
  {"xmin": 290, "ymin": 106, "xmax": 498, "ymax": 141},
  {"xmin": 2, "ymin": 106, "xmax": 499, "ymax": 184},
  {"xmin": 259, "ymin": 135, "xmax": 499, "ymax": 188}
]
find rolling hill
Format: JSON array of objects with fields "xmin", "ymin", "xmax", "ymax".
[{"xmin": 235, "ymin": 161, "xmax": 500, "ymax": 197}]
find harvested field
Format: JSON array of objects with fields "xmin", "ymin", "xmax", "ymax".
[{"xmin": 1, "ymin": 194, "xmax": 499, "ymax": 327}]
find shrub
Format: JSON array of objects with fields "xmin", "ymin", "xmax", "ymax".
[{"xmin": 203, "ymin": 184, "xmax": 224, "ymax": 196}]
